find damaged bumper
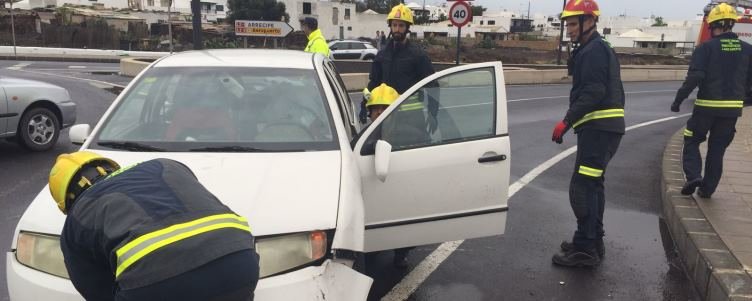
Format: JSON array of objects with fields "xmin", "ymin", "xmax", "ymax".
[{"xmin": 7, "ymin": 253, "xmax": 372, "ymax": 301}]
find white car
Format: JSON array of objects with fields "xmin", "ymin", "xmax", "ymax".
[
  {"xmin": 6, "ymin": 49, "xmax": 511, "ymax": 300},
  {"xmin": 328, "ymin": 40, "xmax": 379, "ymax": 60}
]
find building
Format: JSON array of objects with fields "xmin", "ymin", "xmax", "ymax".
[{"xmin": 17, "ymin": 0, "xmax": 227, "ymax": 23}]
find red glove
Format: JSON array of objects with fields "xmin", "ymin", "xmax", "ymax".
[{"xmin": 552, "ymin": 120, "xmax": 568, "ymax": 144}]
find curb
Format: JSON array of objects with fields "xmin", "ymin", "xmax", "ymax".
[
  {"xmin": 661, "ymin": 129, "xmax": 752, "ymax": 301},
  {"xmin": 0, "ymin": 55, "xmax": 124, "ymax": 63}
]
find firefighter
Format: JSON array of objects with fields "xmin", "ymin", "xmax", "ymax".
[
  {"xmin": 300, "ymin": 17, "xmax": 330, "ymax": 57},
  {"xmin": 49, "ymin": 152, "xmax": 259, "ymax": 301},
  {"xmin": 672, "ymin": 3, "xmax": 752, "ymax": 198},
  {"xmin": 360, "ymin": 4, "xmax": 437, "ymax": 268},
  {"xmin": 551, "ymin": 0, "xmax": 625, "ymax": 267},
  {"xmin": 366, "ymin": 83, "xmax": 400, "ymax": 121}
]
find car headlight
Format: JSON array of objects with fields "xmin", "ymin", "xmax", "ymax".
[
  {"xmin": 15, "ymin": 232, "xmax": 69, "ymax": 279},
  {"xmin": 255, "ymin": 231, "xmax": 327, "ymax": 278}
]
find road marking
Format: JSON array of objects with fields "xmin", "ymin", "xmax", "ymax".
[
  {"xmin": 508, "ymin": 90, "xmax": 678, "ymax": 102},
  {"xmin": 10, "ymin": 68, "xmax": 125, "ymax": 88},
  {"xmin": 68, "ymin": 66, "xmax": 87, "ymax": 69},
  {"xmin": 6, "ymin": 62, "xmax": 31, "ymax": 70},
  {"xmin": 381, "ymin": 113, "xmax": 692, "ymax": 301}
]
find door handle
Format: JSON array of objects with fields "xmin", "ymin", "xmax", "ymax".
[{"xmin": 478, "ymin": 154, "xmax": 507, "ymax": 163}]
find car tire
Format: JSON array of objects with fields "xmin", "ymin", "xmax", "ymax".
[
  {"xmin": 363, "ymin": 54, "xmax": 375, "ymax": 61},
  {"xmin": 352, "ymin": 252, "xmax": 367, "ymax": 274},
  {"xmin": 18, "ymin": 107, "xmax": 60, "ymax": 151}
]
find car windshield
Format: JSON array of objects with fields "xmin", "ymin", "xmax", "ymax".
[{"xmin": 93, "ymin": 67, "xmax": 338, "ymax": 152}]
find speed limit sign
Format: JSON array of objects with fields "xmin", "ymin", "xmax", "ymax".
[{"xmin": 449, "ymin": 1, "xmax": 472, "ymax": 28}]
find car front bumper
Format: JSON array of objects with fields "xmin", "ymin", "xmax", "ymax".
[
  {"xmin": 7, "ymin": 253, "xmax": 372, "ymax": 301},
  {"xmin": 57, "ymin": 101, "xmax": 76, "ymax": 128}
]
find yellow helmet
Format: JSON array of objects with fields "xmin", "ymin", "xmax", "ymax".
[
  {"xmin": 367, "ymin": 84, "xmax": 400, "ymax": 107},
  {"xmin": 387, "ymin": 4, "xmax": 414, "ymax": 25},
  {"xmin": 707, "ymin": 3, "xmax": 739, "ymax": 24},
  {"xmin": 49, "ymin": 151, "xmax": 120, "ymax": 214}
]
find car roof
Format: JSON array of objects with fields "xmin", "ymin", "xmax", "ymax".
[
  {"xmin": 330, "ymin": 40, "xmax": 368, "ymax": 44},
  {"xmin": 153, "ymin": 49, "xmax": 316, "ymax": 69}
]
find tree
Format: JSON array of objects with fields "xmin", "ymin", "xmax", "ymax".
[
  {"xmin": 652, "ymin": 16, "xmax": 667, "ymax": 27},
  {"xmin": 471, "ymin": 5, "xmax": 486, "ymax": 17},
  {"xmin": 227, "ymin": 0, "xmax": 290, "ymax": 24}
]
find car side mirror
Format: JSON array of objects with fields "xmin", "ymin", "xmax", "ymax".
[
  {"xmin": 374, "ymin": 140, "xmax": 392, "ymax": 182},
  {"xmin": 69, "ymin": 124, "xmax": 91, "ymax": 145}
]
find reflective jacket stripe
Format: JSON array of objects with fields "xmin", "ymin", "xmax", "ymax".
[
  {"xmin": 572, "ymin": 108, "xmax": 625, "ymax": 128},
  {"xmin": 115, "ymin": 214, "xmax": 250, "ymax": 278},
  {"xmin": 684, "ymin": 129, "xmax": 693, "ymax": 137},
  {"xmin": 694, "ymin": 99, "xmax": 744, "ymax": 108},
  {"xmin": 578, "ymin": 165, "xmax": 604, "ymax": 178}
]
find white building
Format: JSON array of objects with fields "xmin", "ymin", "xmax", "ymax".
[{"xmin": 20, "ymin": 0, "xmax": 227, "ymax": 22}]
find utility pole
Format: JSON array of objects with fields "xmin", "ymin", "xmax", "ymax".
[
  {"xmin": 167, "ymin": 0, "xmax": 173, "ymax": 53},
  {"xmin": 191, "ymin": 0, "xmax": 202, "ymax": 50},
  {"xmin": 10, "ymin": 0, "xmax": 18, "ymax": 59},
  {"xmin": 556, "ymin": 0, "xmax": 566, "ymax": 65}
]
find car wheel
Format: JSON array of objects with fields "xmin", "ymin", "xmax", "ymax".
[
  {"xmin": 18, "ymin": 107, "xmax": 60, "ymax": 151},
  {"xmin": 363, "ymin": 54, "xmax": 375, "ymax": 61}
]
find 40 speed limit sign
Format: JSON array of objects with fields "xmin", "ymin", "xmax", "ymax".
[{"xmin": 449, "ymin": 1, "xmax": 472, "ymax": 28}]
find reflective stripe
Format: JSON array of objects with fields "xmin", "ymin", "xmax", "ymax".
[
  {"xmin": 578, "ymin": 165, "xmax": 604, "ymax": 178},
  {"xmin": 684, "ymin": 129, "xmax": 693, "ymax": 137},
  {"xmin": 694, "ymin": 99, "xmax": 744, "ymax": 108},
  {"xmin": 572, "ymin": 109, "xmax": 625, "ymax": 128},
  {"xmin": 115, "ymin": 214, "xmax": 250, "ymax": 278},
  {"xmin": 400, "ymin": 102, "xmax": 424, "ymax": 111}
]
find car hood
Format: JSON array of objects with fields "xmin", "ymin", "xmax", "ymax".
[
  {"xmin": 0, "ymin": 77, "xmax": 64, "ymax": 89},
  {"xmin": 14, "ymin": 150, "xmax": 342, "ymax": 239}
]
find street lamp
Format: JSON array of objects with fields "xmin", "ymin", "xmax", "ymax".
[
  {"xmin": 4, "ymin": 0, "xmax": 20, "ymax": 59},
  {"xmin": 556, "ymin": 0, "xmax": 565, "ymax": 65},
  {"xmin": 191, "ymin": 0, "xmax": 202, "ymax": 50},
  {"xmin": 167, "ymin": 0, "xmax": 173, "ymax": 53}
]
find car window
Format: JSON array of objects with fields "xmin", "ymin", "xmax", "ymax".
[
  {"xmin": 332, "ymin": 42, "xmax": 347, "ymax": 50},
  {"xmin": 322, "ymin": 61, "xmax": 355, "ymax": 140},
  {"xmin": 94, "ymin": 67, "xmax": 339, "ymax": 152},
  {"xmin": 363, "ymin": 68, "xmax": 495, "ymax": 153},
  {"xmin": 349, "ymin": 43, "xmax": 366, "ymax": 50}
]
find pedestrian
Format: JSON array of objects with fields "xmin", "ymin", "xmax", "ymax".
[
  {"xmin": 551, "ymin": 0, "xmax": 625, "ymax": 267},
  {"xmin": 672, "ymin": 3, "xmax": 752, "ymax": 198},
  {"xmin": 361, "ymin": 3, "xmax": 437, "ymax": 268},
  {"xmin": 49, "ymin": 151, "xmax": 259, "ymax": 301},
  {"xmin": 376, "ymin": 30, "xmax": 382, "ymax": 50},
  {"xmin": 300, "ymin": 17, "xmax": 330, "ymax": 57},
  {"xmin": 380, "ymin": 31, "xmax": 387, "ymax": 50}
]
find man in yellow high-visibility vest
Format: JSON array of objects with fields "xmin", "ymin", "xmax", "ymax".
[{"xmin": 300, "ymin": 17, "xmax": 330, "ymax": 57}]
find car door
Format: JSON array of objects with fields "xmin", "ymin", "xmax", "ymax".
[
  {"xmin": 0, "ymin": 81, "xmax": 9, "ymax": 135},
  {"xmin": 329, "ymin": 42, "xmax": 348, "ymax": 60},
  {"xmin": 354, "ymin": 62, "xmax": 510, "ymax": 252},
  {"xmin": 347, "ymin": 42, "xmax": 367, "ymax": 60}
]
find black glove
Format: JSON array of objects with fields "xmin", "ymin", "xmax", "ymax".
[
  {"xmin": 671, "ymin": 97, "xmax": 683, "ymax": 112},
  {"xmin": 358, "ymin": 98, "xmax": 368, "ymax": 124}
]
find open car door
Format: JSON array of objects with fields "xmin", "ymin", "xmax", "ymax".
[{"xmin": 355, "ymin": 62, "xmax": 510, "ymax": 252}]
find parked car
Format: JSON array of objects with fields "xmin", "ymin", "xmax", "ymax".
[
  {"xmin": 0, "ymin": 77, "xmax": 76, "ymax": 151},
  {"xmin": 328, "ymin": 40, "xmax": 379, "ymax": 60},
  {"xmin": 7, "ymin": 49, "xmax": 510, "ymax": 300}
]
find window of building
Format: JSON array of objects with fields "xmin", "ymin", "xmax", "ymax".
[
  {"xmin": 160, "ymin": 0, "xmax": 169, "ymax": 7},
  {"xmin": 347, "ymin": 26, "xmax": 352, "ymax": 31},
  {"xmin": 216, "ymin": 4, "xmax": 223, "ymax": 11},
  {"xmin": 333, "ymin": 7, "xmax": 339, "ymax": 25},
  {"xmin": 303, "ymin": 2, "xmax": 312, "ymax": 14},
  {"xmin": 488, "ymin": 20, "xmax": 495, "ymax": 25},
  {"xmin": 345, "ymin": 8, "xmax": 350, "ymax": 20},
  {"xmin": 480, "ymin": 20, "xmax": 484, "ymax": 25},
  {"xmin": 147, "ymin": 0, "xmax": 154, "ymax": 6}
]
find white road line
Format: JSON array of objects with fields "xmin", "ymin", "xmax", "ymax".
[
  {"xmin": 380, "ymin": 112, "xmax": 692, "ymax": 301},
  {"xmin": 6, "ymin": 62, "xmax": 31, "ymax": 70},
  {"xmin": 68, "ymin": 66, "xmax": 87, "ymax": 69},
  {"xmin": 11, "ymin": 68, "xmax": 125, "ymax": 88},
  {"xmin": 508, "ymin": 90, "xmax": 677, "ymax": 103}
]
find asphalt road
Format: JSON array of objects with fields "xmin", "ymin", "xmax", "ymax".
[{"xmin": 0, "ymin": 60, "xmax": 699, "ymax": 301}]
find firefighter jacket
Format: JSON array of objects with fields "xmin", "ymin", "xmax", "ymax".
[
  {"xmin": 675, "ymin": 32, "xmax": 752, "ymax": 117},
  {"xmin": 565, "ymin": 32, "xmax": 626, "ymax": 134},
  {"xmin": 60, "ymin": 159, "xmax": 254, "ymax": 300}
]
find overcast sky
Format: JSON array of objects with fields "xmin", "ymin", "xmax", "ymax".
[{"xmin": 424, "ymin": 0, "xmax": 710, "ymax": 20}]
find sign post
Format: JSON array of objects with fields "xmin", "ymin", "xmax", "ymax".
[
  {"xmin": 235, "ymin": 20, "xmax": 294, "ymax": 39},
  {"xmin": 449, "ymin": 1, "xmax": 472, "ymax": 65}
]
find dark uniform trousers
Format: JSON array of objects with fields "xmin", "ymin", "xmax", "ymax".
[
  {"xmin": 682, "ymin": 112, "xmax": 738, "ymax": 196},
  {"xmin": 571, "ymin": 129, "xmax": 622, "ymax": 249}
]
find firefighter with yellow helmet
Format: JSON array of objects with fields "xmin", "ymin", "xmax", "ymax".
[
  {"xmin": 672, "ymin": 3, "xmax": 752, "ymax": 199},
  {"xmin": 551, "ymin": 0, "xmax": 625, "ymax": 268},
  {"xmin": 49, "ymin": 151, "xmax": 259, "ymax": 300}
]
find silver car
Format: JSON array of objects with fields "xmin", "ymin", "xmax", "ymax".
[{"xmin": 0, "ymin": 77, "xmax": 76, "ymax": 151}]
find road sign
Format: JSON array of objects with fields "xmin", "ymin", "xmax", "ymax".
[
  {"xmin": 235, "ymin": 20, "xmax": 294, "ymax": 38},
  {"xmin": 449, "ymin": 1, "xmax": 472, "ymax": 28}
]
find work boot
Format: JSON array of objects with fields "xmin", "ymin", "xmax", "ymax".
[
  {"xmin": 697, "ymin": 188, "xmax": 712, "ymax": 198},
  {"xmin": 681, "ymin": 179, "xmax": 702, "ymax": 195},
  {"xmin": 561, "ymin": 240, "xmax": 605, "ymax": 258},
  {"xmin": 552, "ymin": 248, "xmax": 600, "ymax": 267}
]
